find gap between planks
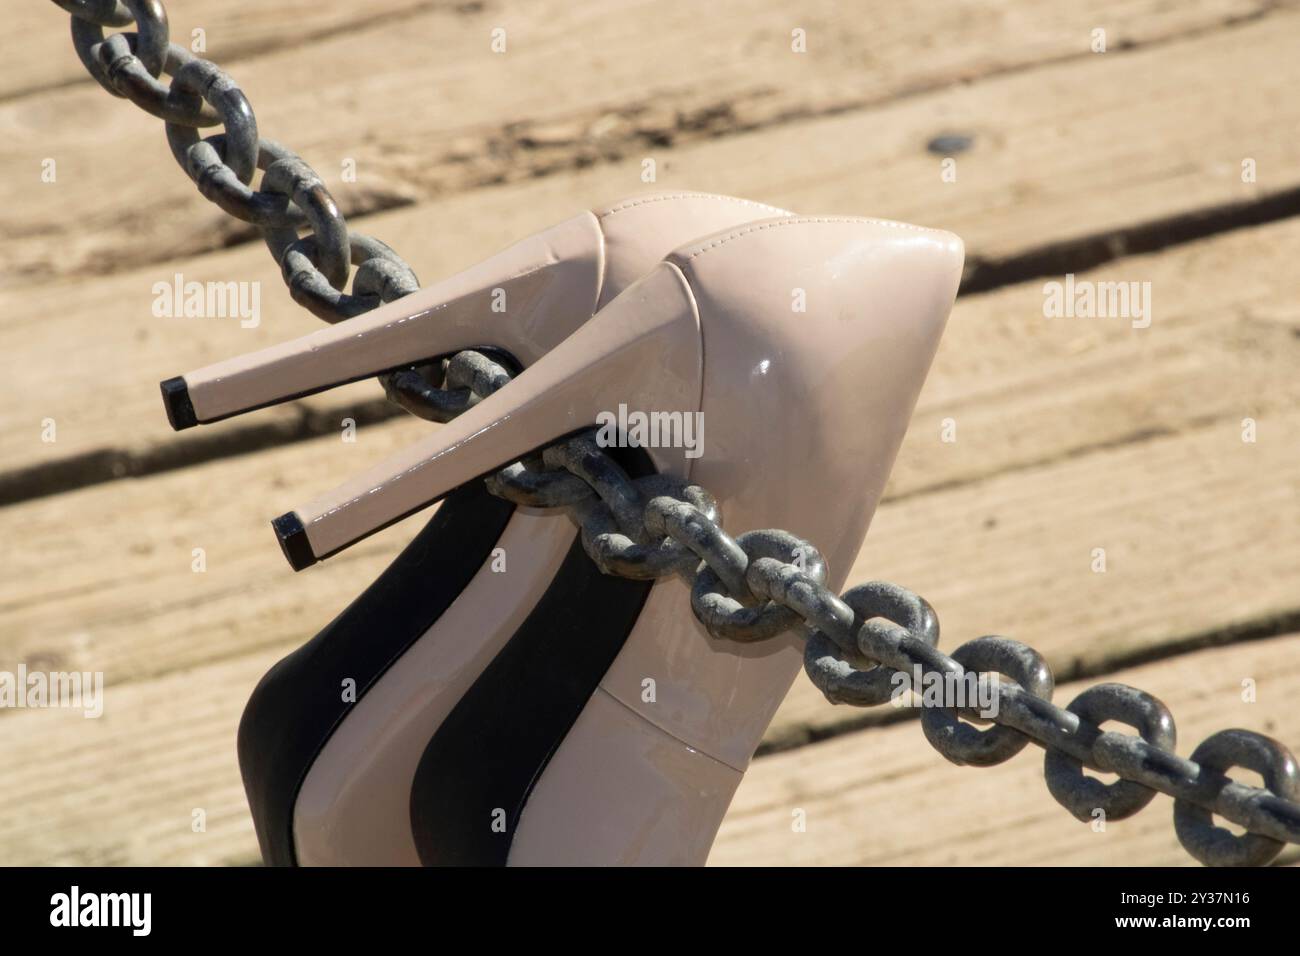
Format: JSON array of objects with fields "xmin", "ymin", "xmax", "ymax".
[
  {"xmin": 7, "ymin": 0, "xmax": 1287, "ymax": 283},
  {"xmin": 1, "ymin": 214, "xmax": 1296, "ymax": 707},
  {"xmin": 711, "ymin": 635, "xmax": 1300, "ymax": 866},
  {"xmin": 3, "ymin": 630, "xmax": 1296, "ymax": 865},
  {"xmin": 1, "ymin": 362, "xmax": 1296, "ymax": 747},
  {"xmin": 3, "ymin": 10, "xmax": 1300, "ymax": 501}
]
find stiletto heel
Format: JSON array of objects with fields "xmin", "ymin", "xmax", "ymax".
[
  {"xmin": 401, "ymin": 216, "xmax": 964, "ymax": 865},
  {"xmin": 161, "ymin": 192, "xmax": 789, "ymax": 428},
  {"xmin": 232, "ymin": 193, "xmax": 789, "ymax": 866},
  {"xmin": 273, "ymin": 261, "xmax": 705, "ymax": 568}
]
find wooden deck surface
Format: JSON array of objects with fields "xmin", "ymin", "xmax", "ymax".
[{"xmin": 1, "ymin": 0, "xmax": 1298, "ymax": 866}]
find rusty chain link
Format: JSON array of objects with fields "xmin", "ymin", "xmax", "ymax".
[{"xmin": 55, "ymin": 0, "xmax": 1300, "ymax": 867}]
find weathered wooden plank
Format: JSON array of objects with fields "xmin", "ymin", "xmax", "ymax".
[
  {"xmin": 766, "ymin": 408, "xmax": 1300, "ymax": 748},
  {"xmin": 2, "ymin": 630, "xmax": 1295, "ymax": 866},
  {"xmin": 6, "ymin": 0, "xmax": 441, "ymax": 101},
  {"xmin": 1, "ymin": 406, "xmax": 1295, "ymax": 864},
  {"xmin": 712, "ymin": 635, "xmax": 1300, "ymax": 866},
  {"xmin": 5, "ymin": 16, "xmax": 1300, "ymax": 491},
  {"xmin": 5, "ymin": 2, "xmax": 1292, "ymax": 285},
  {"xmin": 6, "ymin": 193, "xmax": 1297, "ymax": 497},
  {"xmin": 2, "ymin": 368, "xmax": 1296, "ymax": 748},
  {"xmin": 0, "ymin": 649, "xmax": 272, "ymax": 865},
  {"xmin": 886, "ymin": 216, "xmax": 1300, "ymax": 503},
  {"xmin": 12, "ymin": 0, "xmax": 1266, "ymax": 103},
  {"xmin": 0, "ymin": 412, "xmax": 435, "ymax": 682},
  {"xmin": 4, "ymin": 2, "xmax": 1299, "ymax": 869},
  {"xmin": 2, "ymin": 216, "xmax": 1297, "ymax": 698}
]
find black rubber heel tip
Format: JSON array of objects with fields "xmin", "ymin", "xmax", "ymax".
[
  {"xmin": 273, "ymin": 513, "xmax": 317, "ymax": 571},
  {"xmin": 160, "ymin": 377, "xmax": 198, "ymax": 431}
]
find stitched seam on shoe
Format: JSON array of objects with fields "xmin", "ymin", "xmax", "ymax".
[
  {"xmin": 598, "ymin": 193, "xmax": 791, "ymax": 220},
  {"xmin": 594, "ymin": 687, "xmax": 747, "ymax": 773},
  {"xmin": 676, "ymin": 216, "xmax": 941, "ymax": 262}
]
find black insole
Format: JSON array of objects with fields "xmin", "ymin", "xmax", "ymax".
[
  {"xmin": 409, "ymin": 537, "xmax": 654, "ymax": 865},
  {"xmin": 237, "ymin": 481, "xmax": 515, "ymax": 866}
]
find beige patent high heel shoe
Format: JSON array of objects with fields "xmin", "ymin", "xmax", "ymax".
[
  {"xmin": 174, "ymin": 191, "xmax": 791, "ymax": 866},
  {"xmin": 267, "ymin": 216, "xmax": 962, "ymax": 865},
  {"xmin": 161, "ymin": 192, "xmax": 788, "ymax": 436}
]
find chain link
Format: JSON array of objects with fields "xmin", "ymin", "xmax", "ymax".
[
  {"xmin": 52, "ymin": 0, "xmax": 505, "ymax": 403},
  {"xmin": 491, "ymin": 433, "xmax": 1300, "ymax": 866},
  {"xmin": 55, "ymin": 0, "xmax": 1300, "ymax": 866}
]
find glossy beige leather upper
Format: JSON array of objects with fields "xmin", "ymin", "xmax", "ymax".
[
  {"xmin": 507, "ymin": 217, "xmax": 962, "ymax": 864},
  {"xmin": 176, "ymin": 192, "xmax": 791, "ymax": 426},
  {"xmin": 508, "ymin": 688, "xmax": 742, "ymax": 866},
  {"xmin": 287, "ymin": 193, "xmax": 790, "ymax": 866},
  {"xmin": 603, "ymin": 217, "xmax": 963, "ymax": 769},
  {"xmin": 594, "ymin": 193, "xmax": 789, "ymax": 310}
]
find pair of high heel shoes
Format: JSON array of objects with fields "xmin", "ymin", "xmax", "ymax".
[{"xmin": 164, "ymin": 192, "xmax": 964, "ymax": 865}]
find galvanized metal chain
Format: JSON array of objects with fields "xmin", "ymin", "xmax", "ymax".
[
  {"xmin": 50, "ymin": 0, "xmax": 508, "ymax": 419},
  {"xmin": 488, "ymin": 432, "xmax": 1300, "ymax": 867},
  {"xmin": 55, "ymin": 0, "xmax": 1300, "ymax": 867}
]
